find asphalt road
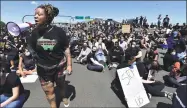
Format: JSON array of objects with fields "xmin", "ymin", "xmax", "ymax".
[{"xmin": 23, "ymin": 48, "xmax": 176, "ymax": 108}]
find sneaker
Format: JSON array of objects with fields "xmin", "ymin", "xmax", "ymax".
[
  {"xmin": 165, "ymin": 91, "xmax": 173, "ymax": 100},
  {"xmin": 63, "ymin": 98, "xmax": 69, "ymax": 107}
]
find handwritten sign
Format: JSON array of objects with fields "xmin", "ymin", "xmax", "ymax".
[
  {"xmin": 122, "ymin": 24, "xmax": 130, "ymax": 33},
  {"xmin": 117, "ymin": 65, "xmax": 150, "ymax": 108}
]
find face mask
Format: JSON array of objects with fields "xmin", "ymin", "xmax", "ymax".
[
  {"xmin": 171, "ymin": 52, "xmax": 176, "ymax": 55},
  {"xmin": 132, "ymin": 45, "xmax": 135, "ymax": 48},
  {"xmin": 25, "ymin": 52, "xmax": 31, "ymax": 56}
]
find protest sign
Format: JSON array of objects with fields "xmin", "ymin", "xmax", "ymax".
[
  {"xmin": 20, "ymin": 73, "xmax": 38, "ymax": 83},
  {"xmin": 117, "ymin": 65, "xmax": 150, "ymax": 108},
  {"xmin": 122, "ymin": 24, "xmax": 131, "ymax": 33}
]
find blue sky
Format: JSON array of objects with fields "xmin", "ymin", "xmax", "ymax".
[{"xmin": 1, "ymin": 1, "xmax": 186, "ymax": 24}]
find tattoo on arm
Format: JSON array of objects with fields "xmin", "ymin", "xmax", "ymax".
[
  {"xmin": 65, "ymin": 47, "xmax": 71, "ymax": 57},
  {"xmin": 65, "ymin": 47, "xmax": 72, "ymax": 66}
]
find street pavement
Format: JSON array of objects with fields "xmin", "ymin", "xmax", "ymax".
[{"xmin": 23, "ymin": 48, "xmax": 176, "ymax": 108}]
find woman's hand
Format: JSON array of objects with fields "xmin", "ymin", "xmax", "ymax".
[
  {"xmin": 67, "ymin": 65, "xmax": 72, "ymax": 75},
  {"xmin": 20, "ymin": 72, "xmax": 26, "ymax": 77}
]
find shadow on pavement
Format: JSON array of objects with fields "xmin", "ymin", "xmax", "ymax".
[
  {"xmin": 157, "ymin": 102, "xmax": 171, "ymax": 108},
  {"xmin": 110, "ymin": 79, "xmax": 128, "ymax": 108},
  {"xmin": 55, "ymin": 81, "xmax": 76, "ymax": 108}
]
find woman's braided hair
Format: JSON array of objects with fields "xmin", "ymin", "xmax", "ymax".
[{"xmin": 37, "ymin": 4, "xmax": 59, "ymax": 24}]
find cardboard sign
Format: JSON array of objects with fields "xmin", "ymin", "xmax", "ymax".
[
  {"xmin": 122, "ymin": 24, "xmax": 131, "ymax": 33},
  {"xmin": 117, "ymin": 65, "xmax": 150, "ymax": 108}
]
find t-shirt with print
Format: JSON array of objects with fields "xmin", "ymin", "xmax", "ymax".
[{"xmin": 27, "ymin": 25, "xmax": 69, "ymax": 67}]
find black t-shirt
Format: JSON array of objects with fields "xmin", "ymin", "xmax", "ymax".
[
  {"xmin": 116, "ymin": 62, "xmax": 148, "ymax": 80},
  {"xmin": 125, "ymin": 47, "xmax": 141, "ymax": 61},
  {"xmin": 105, "ymin": 41, "xmax": 114, "ymax": 50},
  {"xmin": 27, "ymin": 25, "xmax": 69, "ymax": 66},
  {"xmin": 1, "ymin": 72, "xmax": 24, "ymax": 96},
  {"xmin": 87, "ymin": 53, "xmax": 97, "ymax": 64},
  {"xmin": 112, "ymin": 46, "xmax": 124, "ymax": 56},
  {"xmin": 21, "ymin": 54, "xmax": 35, "ymax": 70},
  {"xmin": 163, "ymin": 52, "xmax": 178, "ymax": 70}
]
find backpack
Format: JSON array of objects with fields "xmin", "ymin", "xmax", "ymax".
[{"xmin": 172, "ymin": 85, "xmax": 187, "ymax": 108}]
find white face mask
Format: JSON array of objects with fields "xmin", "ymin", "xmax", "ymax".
[
  {"xmin": 171, "ymin": 52, "xmax": 176, "ymax": 55},
  {"xmin": 25, "ymin": 52, "xmax": 31, "ymax": 56},
  {"xmin": 132, "ymin": 45, "xmax": 135, "ymax": 48}
]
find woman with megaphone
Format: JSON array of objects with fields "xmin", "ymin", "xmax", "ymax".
[{"xmin": 26, "ymin": 4, "xmax": 72, "ymax": 108}]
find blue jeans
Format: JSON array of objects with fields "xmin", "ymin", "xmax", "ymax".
[
  {"xmin": 95, "ymin": 54, "xmax": 106, "ymax": 62},
  {"xmin": 0, "ymin": 94, "xmax": 26, "ymax": 108}
]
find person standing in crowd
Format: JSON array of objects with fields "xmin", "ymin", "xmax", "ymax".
[
  {"xmin": 27, "ymin": 4, "xmax": 72, "ymax": 108},
  {"xmin": 139, "ymin": 16, "xmax": 143, "ymax": 27},
  {"xmin": 157, "ymin": 14, "xmax": 162, "ymax": 29},
  {"xmin": 163, "ymin": 15, "xmax": 170, "ymax": 28},
  {"xmin": 143, "ymin": 16, "xmax": 147, "ymax": 28}
]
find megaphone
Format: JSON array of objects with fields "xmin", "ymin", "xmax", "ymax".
[{"xmin": 6, "ymin": 22, "xmax": 33, "ymax": 37}]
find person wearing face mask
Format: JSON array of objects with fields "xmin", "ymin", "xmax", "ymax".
[
  {"xmin": 107, "ymin": 42, "xmax": 124, "ymax": 69},
  {"xmin": 163, "ymin": 48, "xmax": 179, "ymax": 71},
  {"xmin": 4, "ymin": 44, "xmax": 19, "ymax": 70},
  {"xmin": 119, "ymin": 36, "xmax": 128, "ymax": 51},
  {"xmin": 95, "ymin": 38, "xmax": 108, "ymax": 63},
  {"xmin": 0, "ymin": 56, "xmax": 28, "ymax": 108},
  {"xmin": 16, "ymin": 49, "xmax": 36, "ymax": 77},
  {"xmin": 125, "ymin": 40, "xmax": 142, "ymax": 62},
  {"xmin": 87, "ymin": 46, "xmax": 104, "ymax": 72},
  {"xmin": 144, "ymin": 45, "xmax": 159, "ymax": 64},
  {"xmin": 76, "ymin": 42, "xmax": 91, "ymax": 64},
  {"xmin": 164, "ymin": 61, "xmax": 187, "ymax": 88}
]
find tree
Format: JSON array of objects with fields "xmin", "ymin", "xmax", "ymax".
[{"xmin": 0, "ymin": 21, "xmax": 5, "ymax": 29}]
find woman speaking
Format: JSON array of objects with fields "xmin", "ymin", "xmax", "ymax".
[{"xmin": 27, "ymin": 4, "xmax": 72, "ymax": 108}]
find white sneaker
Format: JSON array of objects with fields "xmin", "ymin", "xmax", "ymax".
[
  {"xmin": 63, "ymin": 98, "xmax": 70, "ymax": 107},
  {"xmin": 148, "ymin": 93, "xmax": 152, "ymax": 99}
]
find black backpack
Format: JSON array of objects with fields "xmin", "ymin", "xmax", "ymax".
[{"xmin": 172, "ymin": 85, "xmax": 187, "ymax": 108}]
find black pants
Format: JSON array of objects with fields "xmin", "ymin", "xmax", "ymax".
[{"xmin": 143, "ymin": 81, "xmax": 165, "ymax": 97}]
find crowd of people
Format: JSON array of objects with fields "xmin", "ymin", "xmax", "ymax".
[{"xmin": 0, "ymin": 3, "xmax": 187, "ymax": 108}]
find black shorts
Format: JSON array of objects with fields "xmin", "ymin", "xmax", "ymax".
[{"xmin": 37, "ymin": 64, "xmax": 66, "ymax": 85}]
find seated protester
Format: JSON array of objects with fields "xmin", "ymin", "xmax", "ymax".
[
  {"xmin": 144, "ymin": 45, "xmax": 159, "ymax": 64},
  {"xmin": 174, "ymin": 33, "xmax": 186, "ymax": 61},
  {"xmin": 17, "ymin": 49, "xmax": 36, "ymax": 77},
  {"xmin": 119, "ymin": 36, "xmax": 128, "ymax": 52},
  {"xmin": 140, "ymin": 36, "xmax": 151, "ymax": 49},
  {"xmin": 166, "ymin": 62, "xmax": 187, "ymax": 87},
  {"xmin": 105, "ymin": 36, "xmax": 114, "ymax": 53},
  {"xmin": 0, "ymin": 56, "xmax": 26, "ymax": 108},
  {"xmin": 107, "ymin": 42, "xmax": 124, "ymax": 69},
  {"xmin": 115, "ymin": 55, "xmax": 173, "ymax": 100},
  {"xmin": 95, "ymin": 38, "xmax": 108, "ymax": 63},
  {"xmin": 4, "ymin": 44, "xmax": 19, "ymax": 70},
  {"xmin": 163, "ymin": 48, "xmax": 178, "ymax": 71},
  {"xmin": 125, "ymin": 40, "xmax": 142, "ymax": 62},
  {"xmin": 76, "ymin": 42, "xmax": 91, "ymax": 64},
  {"xmin": 95, "ymin": 38, "xmax": 108, "ymax": 53},
  {"xmin": 87, "ymin": 46, "xmax": 104, "ymax": 72}
]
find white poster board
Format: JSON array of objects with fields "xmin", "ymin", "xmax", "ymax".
[
  {"xmin": 20, "ymin": 73, "xmax": 38, "ymax": 83},
  {"xmin": 117, "ymin": 65, "xmax": 150, "ymax": 108}
]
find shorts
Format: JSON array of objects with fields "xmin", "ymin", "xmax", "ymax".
[{"xmin": 37, "ymin": 58, "xmax": 67, "ymax": 85}]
